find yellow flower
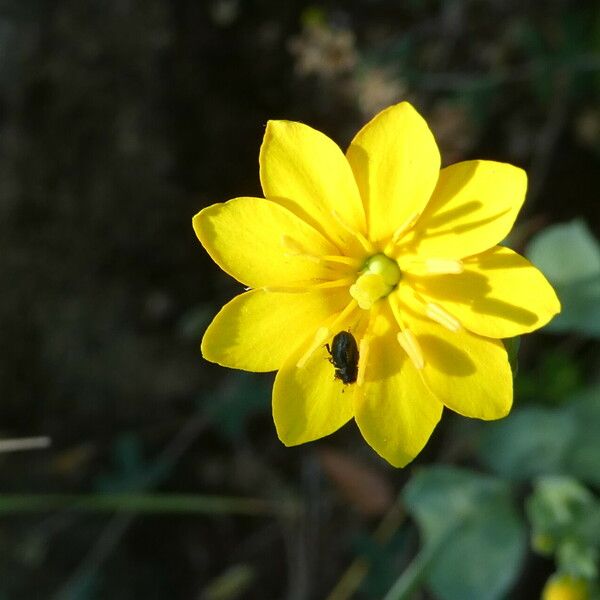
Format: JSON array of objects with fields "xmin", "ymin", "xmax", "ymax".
[
  {"xmin": 542, "ymin": 574, "xmax": 590, "ymax": 600},
  {"xmin": 193, "ymin": 102, "xmax": 560, "ymax": 467}
]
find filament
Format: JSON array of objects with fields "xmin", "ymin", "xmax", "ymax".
[
  {"xmin": 389, "ymin": 293, "xmax": 425, "ymax": 369},
  {"xmin": 296, "ymin": 300, "xmax": 358, "ymax": 368},
  {"xmin": 331, "ymin": 210, "xmax": 375, "ymax": 255},
  {"xmin": 263, "ymin": 276, "xmax": 355, "ymax": 294},
  {"xmin": 425, "ymin": 303, "xmax": 462, "ymax": 332},
  {"xmin": 397, "ymin": 329, "xmax": 425, "ymax": 370},
  {"xmin": 384, "ymin": 211, "xmax": 421, "ymax": 255},
  {"xmin": 356, "ymin": 310, "xmax": 377, "ymax": 386}
]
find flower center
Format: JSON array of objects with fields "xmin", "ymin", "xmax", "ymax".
[{"xmin": 350, "ymin": 253, "xmax": 402, "ymax": 310}]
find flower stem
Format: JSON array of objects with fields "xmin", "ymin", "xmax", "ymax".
[
  {"xmin": 0, "ymin": 493, "xmax": 298, "ymax": 517},
  {"xmin": 382, "ymin": 525, "xmax": 456, "ymax": 600}
]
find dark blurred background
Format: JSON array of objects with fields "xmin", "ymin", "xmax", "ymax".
[{"xmin": 1, "ymin": 1, "xmax": 599, "ymax": 599}]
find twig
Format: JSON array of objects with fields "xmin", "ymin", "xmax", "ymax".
[{"xmin": 0, "ymin": 436, "xmax": 51, "ymax": 453}]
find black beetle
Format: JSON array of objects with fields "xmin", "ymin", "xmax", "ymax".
[{"xmin": 326, "ymin": 331, "xmax": 359, "ymax": 385}]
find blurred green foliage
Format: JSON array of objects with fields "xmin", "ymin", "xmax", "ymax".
[
  {"xmin": 527, "ymin": 221, "xmax": 600, "ymax": 336},
  {"xmin": 528, "ymin": 477, "xmax": 600, "ymax": 583},
  {"xmin": 404, "ymin": 467, "xmax": 526, "ymax": 600},
  {"xmin": 0, "ymin": 1, "xmax": 599, "ymax": 599}
]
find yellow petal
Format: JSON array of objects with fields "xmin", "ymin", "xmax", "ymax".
[
  {"xmin": 407, "ymin": 313, "xmax": 513, "ymax": 420},
  {"xmin": 412, "ymin": 246, "xmax": 561, "ymax": 338},
  {"xmin": 410, "ymin": 160, "xmax": 527, "ymax": 259},
  {"xmin": 202, "ymin": 289, "xmax": 349, "ymax": 372},
  {"xmin": 354, "ymin": 305, "xmax": 443, "ymax": 467},
  {"xmin": 346, "ymin": 102, "xmax": 440, "ymax": 246},
  {"xmin": 272, "ymin": 328, "xmax": 356, "ymax": 446},
  {"xmin": 193, "ymin": 196, "xmax": 339, "ymax": 288},
  {"xmin": 259, "ymin": 120, "xmax": 366, "ymax": 251}
]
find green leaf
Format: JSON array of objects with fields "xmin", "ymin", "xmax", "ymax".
[
  {"xmin": 526, "ymin": 476, "xmax": 600, "ymax": 576},
  {"xmin": 526, "ymin": 476, "xmax": 595, "ymax": 537},
  {"xmin": 478, "ymin": 407, "xmax": 578, "ymax": 480},
  {"xmin": 563, "ymin": 385, "xmax": 600, "ymax": 486},
  {"xmin": 403, "ymin": 466, "xmax": 526, "ymax": 600},
  {"xmin": 479, "ymin": 384, "xmax": 600, "ymax": 487},
  {"xmin": 527, "ymin": 220, "xmax": 600, "ymax": 285},
  {"xmin": 526, "ymin": 220, "xmax": 600, "ymax": 336},
  {"xmin": 557, "ymin": 540, "xmax": 599, "ymax": 580},
  {"xmin": 546, "ymin": 277, "xmax": 600, "ymax": 336}
]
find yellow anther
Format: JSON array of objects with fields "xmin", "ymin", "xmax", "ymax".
[
  {"xmin": 350, "ymin": 273, "xmax": 389, "ymax": 309},
  {"xmin": 397, "ymin": 329, "xmax": 425, "ymax": 370},
  {"xmin": 424, "ymin": 258, "xmax": 464, "ymax": 274},
  {"xmin": 405, "ymin": 258, "xmax": 464, "ymax": 275},
  {"xmin": 425, "ymin": 303, "xmax": 462, "ymax": 332}
]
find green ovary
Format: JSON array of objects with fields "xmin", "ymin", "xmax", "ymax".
[{"xmin": 350, "ymin": 253, "xmax": 402, "ymax": 309}]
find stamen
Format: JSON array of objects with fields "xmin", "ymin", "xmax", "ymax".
[
  {"xmin": 320, "ymin": 255, "xmax": 362, "ymax": 268},
  {"xmin": 356, "ymin": 301, "xmax": 382, "ymax": 387},
  {"xmin": 388, "ymin": 292, "xmax": 425, "ymax": 369},
  {"xmin": 384, "ymin": 212, "xmax": 421, "ymax": 255},
  {"xmin": 296, "ymin": 300, "xmax": 358, "ymax": 368},
  {"xmin": 297, "ymin": 326, "xmax": 330, "ymax": 368},
  {"xmin": 284, "ymin": 252, "xmax": 321, "ymax": 263},
  {"xmin": 357, "ymin": 335, "xmax": 371, "ymax": 386},
  {"xmin": 392, "ymin": 212, "xmax": 421, "ymax": 243},
  {"xmin": 350, "ymin": 273, "xmax": 389, "ymax": 310},
  {"xmin": 424, "ymin": 258, "xmax": 464, "ymax": 274},
  {"xmin": 281, "ymin": 230, "xmax": 343, "ymax": 258},
  {"xmin": 280, "ymin": 235, "xmax": 325, "ymax": 267},
  {"xmin": 405, "ymin": 258, "xmax": 464, "ymax": 275},
  {"xmin": 281, "ymin": 235, "xmax": 361, "ymax": 273},
  {"xmin": 331, "ymin": 210, "xmax": 375, "ymax": 255},
  {"xmin": 263, "ymin": 277, "xmax": 354, "ymax": 293},
  {"xmin": 263, "ymin": 285, "xmax": 310, "ymax": 293},
  {"xmin": 397, "ymin": 329, "xmax": 425, "ymax": 370},
  {"xmin": 332, "ymin": 298, "xmax": 359, "ymax": 330},
  {"xmin": 312, "ymin": 277, "xmax": 356, "ymax": 289},
  {"xmin": 280, "ymin": 234, "xmax": 307, "ymax": 255},
  {"xmin": 388, "ymin": 292, "xmax": 407, "ymax": 330},
  {"xmin": 425, "ymin": 303, "xmax": 462, "ymax": 332}
]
